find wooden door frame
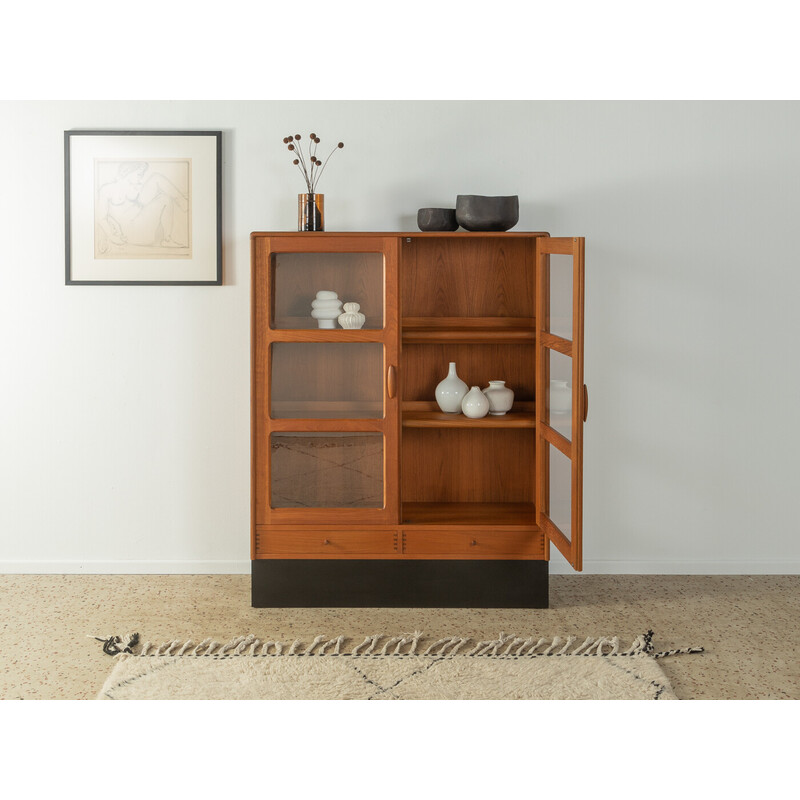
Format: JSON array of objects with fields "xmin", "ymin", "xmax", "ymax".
[
  {"xmin": 252, "ymin": 234, "xmax": 400, "ymax": 529},
  {"xmin": 535, "ymin": 236, "xmax": 585, "ymax": 571}
]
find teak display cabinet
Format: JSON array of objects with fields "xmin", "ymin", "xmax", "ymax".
[{"xmin": 251, "ymin": 231, "xmax": 586, "ymax": 607}]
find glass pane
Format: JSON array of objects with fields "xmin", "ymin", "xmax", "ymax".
[
  {"xmin": 271, "ymin": 343, "xmax": 383, "ymax": 418},
  {"xmin": 271, "ymin": 252, "xmax": 384, "ymax": 329},
  {"xmin": 548, "ymin": 443, "xmax": 572, "ymax": 544},
  {"xmin": 548, "ymin": 254, "xmax": 573, "ymax": 339},
  {"xmin": 270, "ymin": 432, "xmax": 383, "ymax": 508},
  {"xmin": 546, "ymin": 348, "xmax": 573, "ymax": 440}
]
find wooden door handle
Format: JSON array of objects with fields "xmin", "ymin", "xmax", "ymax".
[
  {"xmin": 583, "ymin": 384, "xmax": 588, "ymax": 422},
  {"xmin": 387, "ymin": 365, "xmax": 397, "ymax": 399}
]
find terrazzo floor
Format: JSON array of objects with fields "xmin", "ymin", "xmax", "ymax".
[{"xmin": 0, "ymin": 574, "xmax": 797, "ymax": 700}]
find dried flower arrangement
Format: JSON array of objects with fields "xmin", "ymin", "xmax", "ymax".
[{"xmin": 283, "ymin": 133, "xmax": 344, "ymax": 194}]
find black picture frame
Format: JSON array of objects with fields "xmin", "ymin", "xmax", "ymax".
[{"xmin": 64, "ymin": 130, "xmax": 222, "ymax": 285}]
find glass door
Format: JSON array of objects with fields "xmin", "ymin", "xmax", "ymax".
[
  {"xmin": 535, "ymin": 236, "xmax": 586, "ymax": 570},
  {"xmin": 259, "ymin": 236, "xmax": 399, "ymax": 525}
]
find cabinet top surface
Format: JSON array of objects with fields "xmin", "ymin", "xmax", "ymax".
[{"xmin": 250, "ymin": 231, "xmax": 551, "ymax": 239}]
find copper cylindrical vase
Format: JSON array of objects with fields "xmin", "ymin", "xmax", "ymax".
[{"xmin": 298, "ymin": 193, "xmax": 324, "ymax": 231}]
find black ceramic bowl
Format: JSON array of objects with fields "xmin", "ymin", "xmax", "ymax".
[
  {"xmin": 417, "ymin": 207, "xmax": 459, "ymax": 232},
  {"xmin": 455, "ymin": 195, "xmax": 519, "ymax": 232}
]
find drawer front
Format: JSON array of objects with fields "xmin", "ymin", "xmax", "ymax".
[
  {"xmin": 256, "ymin": 527, "xmax": 398, "ymax": 556},
  {"xmin": 402, "ymin": 529, "xmax": 544, "ymax": 557}
]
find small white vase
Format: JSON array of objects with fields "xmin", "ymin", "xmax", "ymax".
[
  {"xmin": 435, "ymin": 362, "xmax": 468, "ymax": 413},
  {"xmin": 483, "ymin": 380, "xmax": 514, "ymax": 415},
  {"xmin": 310, "ymin": 290, "xmax": 342, "ymax": 329},
  {"xmin": 549, "ymin": 380, "xmax": 571, "ymax": 414},
  {"xmin": 462, "ymin": 385, "xmax": 490, "ymax": 419},
  {"xmin": 338, "ymin": 302, "xmax": 366, "ymax": 329}
]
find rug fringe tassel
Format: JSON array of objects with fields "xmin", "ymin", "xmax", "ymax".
[
  {"xmin": 351, "ymin": 635, "xmax": 373, "ymax": 656},
  {"xmin": 301, "ymin": 634, "xmax": 327, "ymax": 655},
  {"xmin": 319, "ymin": 636, "xmax": 344, "ymax": 655},
  {"xmin": 192, "ymin": 638, "xmax": 214, "ymax": 656},
  {"xmin": 92, "ymin": 629, "xmax": 704, "ymax": 659},
  {"xmin": 89, "ymin": 632, "xmax": 139, "ymax": 656},
  {"xmin": 361, "ymin": 634, "xmax": 382, "ymax": 656}
]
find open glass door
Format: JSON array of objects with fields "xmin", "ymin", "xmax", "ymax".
[{"xmin": 535, "ymin": 237, "xmax": 586, "ymax": 570}]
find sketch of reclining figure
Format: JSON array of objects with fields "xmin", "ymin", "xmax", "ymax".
[{"xmin": 95, "ymin": 159, "xmax": 190, "ymax": 258}]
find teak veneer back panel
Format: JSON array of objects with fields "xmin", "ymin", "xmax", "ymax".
[
  {"xmin": 401, "ymin": 343, "xmax": 536, "ymax": 403},
  {"xmin": 401, "ymin": 428, "xmax": 536, "ymax": 504},
  {"xmin": 401, "ymin": 237, "xmax": 536, "ymax": 318}
]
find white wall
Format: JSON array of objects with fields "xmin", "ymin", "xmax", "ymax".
[{"xmin": 1, "ymin": 100, "xmax": 798, "ymax": 574}]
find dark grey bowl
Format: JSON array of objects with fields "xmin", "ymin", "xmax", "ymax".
[
  {"xmin": 455, "ymin": 195, "xmax": 519, "ymax": 232},
  {"xmin": 417, "ymin": 207, "xmax": 458, "ymax": 232}
]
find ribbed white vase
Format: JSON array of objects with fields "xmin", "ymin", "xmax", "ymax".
[{"xmin": 338, "ymin": 302, "xmax": 366, "ymax": 329}]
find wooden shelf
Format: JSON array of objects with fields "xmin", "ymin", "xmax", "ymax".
[
  {"xmin": 271, "ymin": 400, "xmax": 383, "ymax": 419},
  {"xmin": 401, "ymin": 502, "xmax": 537, "ymax": 527},
  {"xmin": 402, "ymin": 412, "xmax": 534, "ymax": 429},
  {"xmin": 402, "ymin": 401, "xmax": 535, "ymax": 429},
  {"xmin": 273, "ymin": 317, "xmax": 383, "ymax": 331},
  {"xmin": 267, "ymin": 329, "xmax": 385, "ymax": 343},
  {"xmin": 404, "ymin": 317, "xmax": 534, "ymax": 329},
  {"xmin": 403, "ymin": 330, "xmax": 535, "ymax": 344},
  {"xmin": 403, "ymin": 317, "xmax": 535, "ymax": 344}
]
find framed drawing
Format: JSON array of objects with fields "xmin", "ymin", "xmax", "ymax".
[{"xmin": 65, "ymin": 130, "xmax": 222, "ymax": 285}]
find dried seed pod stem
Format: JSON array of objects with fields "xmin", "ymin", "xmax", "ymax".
[
  {"xmin": 292, "ymin": 136, "xmax": 313, "ymax": 192},
  {"xmin": 284, "ymin": 131, "xmax": 343, "ymax": 193},
  {"xmin": 309, "ymin": 137, "xmax": 317, "ymax": 189},
  {"xmin": 312, "ymin": 142, "xmax": 344, "ymax": 191}
]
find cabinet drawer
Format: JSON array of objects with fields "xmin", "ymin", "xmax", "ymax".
[
  {"xmin": 402, "ymin": 529, "xmax": 544, "ymax": 558},
  {"xmin": 256, "ymin": 528, "xmax": 397, "ymax": 556}
]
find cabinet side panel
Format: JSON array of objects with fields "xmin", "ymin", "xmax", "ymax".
[{"xmin": 252, "ymin": 236, "xmax": 270, "ymax": 531}]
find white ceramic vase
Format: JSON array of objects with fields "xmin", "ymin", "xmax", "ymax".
[
  {"xmin": 310, "ymin": 290, "xmax": 342, "ymax": 329},
  {"xmin": 338, "ymin": 302, "xmax": 366, "ymax": 329},
  {"xmin": 462, "ymin": 385, "xmax": 490, "ymax": 419},
  {"xmin": 549, "ymin": 380, "xmax": 571, "ymax": 414},
  {"xmin": 435, "ymin": 362, "xmax": 468, "ymax": 413},
  {"xmin": 482, "ymin": 380, "xmax": 514, "ymax": 415}
]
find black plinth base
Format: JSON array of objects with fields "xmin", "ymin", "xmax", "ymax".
[{"xmin": 251, "ymin": 559, "xmax": 549, "ymax": 608}]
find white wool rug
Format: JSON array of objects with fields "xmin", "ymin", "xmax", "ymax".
[{"xmin": 95, "ymin": 631, "xmax": 702, "ymax": 700}]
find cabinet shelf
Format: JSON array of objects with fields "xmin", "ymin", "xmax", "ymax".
[
  {"xmin": 273, "ymin": 316, "xmax": 382, "ymax": 331},
  {"xmin": 271, "ymin": 401, "xmax": 383, "ymax": 419},
  {"xmin": 401, "ymin": 502, "xmax": 537, "ymax": 527},
  {"xmin": 268, "ymin": 328, "xmax": 384, "ymax": 343},
  {"xmin": 402, "ymin": 401, "xmax": 535, "ymax": 428},
  {"xmin": 402, "ymin": 317, "xmax": 535, "ymax": 344}
]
